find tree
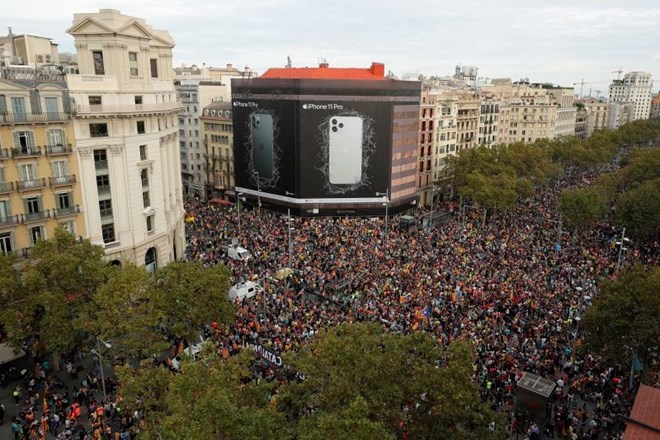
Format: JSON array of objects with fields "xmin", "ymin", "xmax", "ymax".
[
  {"xmin": 279, "ymin": 323, "xmax": 505, "ymax": 439},
  {"xmin": 620, "ymin": 148, "xmax": 660, "ymax": 188},
  {"xmin": 153, "ymin": 261, "xmax": 233, "ymax": 344},
  {"xmin": 93, "ymin": 263, "xmax": 167, "ymax": 359},
  {"xmin": 559, "ymin": 187, "xmax": 608, "ymax": 229},
  {"xmin": 614, "ymin": 178, "xmax": 660, "ymax": 241},
  {"xmin": 581, "ymin": 264, "xmax": 660, "ymax": 374},
  {"xmin": 0, "ymin": 229, "xmax": 110, "ymax": 368}
]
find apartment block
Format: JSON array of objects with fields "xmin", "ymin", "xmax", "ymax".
[
  {"xmin": 417, "ymin": 91, "xmax": 435, "ymax": 207},
  {"xmin": 200, "ymin": 101, "xmax": 234, "ymax": 200},
  {"xmin": 650, "ymin": 92, "xmax": 660, "ymax": 119},
  {"xmin": 546, "ymin": 88, "xmax": 576, "ymax": 139},
  {"xmin": 608, "ymin": 71, "xmax": 653, "ymax": 121},
  {"xmin": 478, "ymin": 93, "xmax": 500, "ymax": 147},
  {"xmin": 65, "ymin": 9, "xmax": 185, "ymax": 271},
  {"xmin": 0, "ymin": 72, "xmax": 85, "ymax": 257}
]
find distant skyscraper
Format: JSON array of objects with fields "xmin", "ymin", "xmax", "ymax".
[
  {"xmin": 65, "ymin": 9, "xmax": 185, "ymax": 272},
  {"xmin": 608, "ymin": 72, "xmax": 653, "ymax": 121}
]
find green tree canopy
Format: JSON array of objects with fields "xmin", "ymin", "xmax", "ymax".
[
  {"xmin": 614, "ymin": 178, "xmax": 660, "ymax": 241},
  {"xmin": 559, "ymin": 187, "xmax": 608, "ymax": 229},
  {"xmin": 581, "ymin": 264, "xmax": 660, "ymax": 372}
]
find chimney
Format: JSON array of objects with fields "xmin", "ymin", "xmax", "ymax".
[
  {"xmin": 226, "ymin": 63, "xmax": 233, "ymax": 69},
  {"xmin": 319, "ymin": 62, "xmax": 329, "ymax": 68},
  {"xmin": 370, "ymin": 62, "xmax": 385, "ymax": 78}
]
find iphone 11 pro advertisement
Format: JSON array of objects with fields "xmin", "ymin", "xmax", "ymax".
[{"xmin": 232, "ymin": 98, "xmax": 393, "ymax": 199}]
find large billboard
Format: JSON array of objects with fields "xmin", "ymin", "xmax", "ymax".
[{"xmin": 232, "ymin": 98, "xmax": 394, "ymax": 200}]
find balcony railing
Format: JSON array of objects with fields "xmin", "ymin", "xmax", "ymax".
[
  {"xmin": 22, "ymin": 210, "xmax": 50, "ymax": 222},
  {"xmin": 0, "ymin": 215, "xmax": 21, "ymax": 227},
  {"xmin": 0, "ymin": 148, "xmax": 9, "ymax": 159},
  {"xmin": 17, "ymin": 178, "xmax": 46, "ymax": 191},
  {"xmin": 74, "ymin": 102, "xmax": 183, "ymax": 115},
  {"xmin": 0, "ymin": 181, "xmax": 14, "ymax": 193},
  {"xmin": 46, "ymin": 144, "xmax": 73, "ymax": 155},
  {"xmin": 97, "ymin": 185, "xmax": 111, "ymax": 196},
  {"xmin": 0, "ymin": 112, "xmax": 71, "ymax": 124},
  {"xmin": 9, "ymin": 247, "xmax": 34, "ymax": 259},
  {"xmin": 11, "ymin": 147, "xmax": 42, "ymax": 157},
  {"xmin": 100, "ymin": 208, "xmax": 113, "ymax": 218},
  {"xmin": 53, "ymin": 205, "xmax": 80, "ymax": 218},
  {"xmin": 50, "ymin": 175, "xmax": 76, "ymax": 187}
]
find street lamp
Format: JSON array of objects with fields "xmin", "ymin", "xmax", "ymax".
[
  {"xmin": 236, "ymin": 192, "xmax": 244, "ymax": 238},
  {"xmin": 93, "ymin": 337, "xmax": 112, "ymax": 402},
  {"xmin": 615, "ymin": 227, "xmax": 631, "ymax": 271},
  {"xmin": 427, "ymin": 186, "xmax": 439, "ymax": 232},
  {"xmin": 375, "ymin": 189, "xmax": 389, "ymax": 242},
  {"xmin": 253, "ymin": 171, "xmax": 261, "ymax": 212},
  {"xmin": 287, "ymin": 209, "xmax": 293, "ymax": 270}
]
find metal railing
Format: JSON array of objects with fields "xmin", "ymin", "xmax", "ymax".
[
  {"xmin": 53, "ymin": 205, "xmax": 80, "ymax": 218},
  {"xmin": 50, "ymin": 175, "xmax": 76, "ymax": 187},
  {"xmin": 75, "ymin": 102, "xmax": 182, "ymax": 114},
  {"xmin": 23, "ymin": 210, "xmax": 50, "ymax": 222},
  {"xmin": 0, "ymin": 214, "xmax": 21, "ymax": 227},
  {"xmin": 100, "ymin": 208, "xmax": 113, "ymax": 218},
  {"xmin": 46, "ymin": 144, "xmax": 73, "ymax": 155},
  {"xmin": 11, "ymin": 147, "xmax": 42, "ymax": 157},
  {"xmin": 0, "ymin": 112, "xmax": 71, "ymax": 124},
  {"xmin": 17, "ymin": 178, "xmax": 46, "ymax": 191},
  {"xmin": 0, "ymin": 181, "xmax": 14, "ymax": 193},
  {"xmin": 0, "ymin": 148, "xmax": 9, "ymax": 159}
]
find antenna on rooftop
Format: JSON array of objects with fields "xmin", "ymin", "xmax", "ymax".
[{"xmin": 286, "ymin": 56, "xmax": 292, "ymax": 68}]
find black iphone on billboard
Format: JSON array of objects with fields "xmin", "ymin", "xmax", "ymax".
[{"xmin": 251, "ymin": 113, "xmax": 274, "ymax": 180}]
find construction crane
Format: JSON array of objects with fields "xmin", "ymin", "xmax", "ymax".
[{"xmin": 572, "ymin": 79, "xmax": 609, "ymax": 98}]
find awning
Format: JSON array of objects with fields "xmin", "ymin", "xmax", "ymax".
[{"xmin": 210, "ymin": 198, "xmax": 232, "ymax": 207}]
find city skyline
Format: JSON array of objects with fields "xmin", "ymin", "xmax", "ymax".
[{"xmin": 4, "ymin": 0, "xmax": 660, "ymax": 93}]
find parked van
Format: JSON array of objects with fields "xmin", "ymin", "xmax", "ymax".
[
  {"xmin": 227, "ymin": 281, "xmax": 262, "ymax": 301},
  {"xmin": 227, "ymin": 244, "xmax": 252, "ymax": 261}
]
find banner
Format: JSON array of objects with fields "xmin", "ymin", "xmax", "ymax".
[{"xmin": 244, "ymin": 342, "xmax": 283, "ymax": 367}]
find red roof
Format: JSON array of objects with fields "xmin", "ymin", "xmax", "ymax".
[
  {"xmin": 625, "ymin": 384, "xmax": 660, "ymax": 440},
  {"xmin": 260, "ymin": 62, "xmax": 386, "ymax": 80}
]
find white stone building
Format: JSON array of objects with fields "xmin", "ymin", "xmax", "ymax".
[
  {"xmin": 65, "ymin": 9, "xmax": 185, "ymax": 271},
  {"xmin": 608, "ymin": 71, "xmax": 653, "ymax": 121}
]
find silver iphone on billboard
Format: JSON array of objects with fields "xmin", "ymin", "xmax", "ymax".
[{"xmin": 328, "ymin": 116, "xmax": 363, "ymax": 184}]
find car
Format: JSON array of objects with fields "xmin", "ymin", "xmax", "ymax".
[
  {"xmin": 227, "ymin": 281, "xmax": 262, "ymax": 301},
  {"xmin": 170, "ymin": 336, "xmax": 208, "ymax": 371},
  {"xmin": 227, "ymin": 244, "xmax": 252, "ymax": 262}
]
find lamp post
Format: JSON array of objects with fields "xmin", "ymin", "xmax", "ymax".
[
  {"xmin": 427, "ymin": 186, "xmax": 439, "ymax": 232},
  {"xmin": 615, "ymin": 227, "xmax": 631, "ymax": 271},
  {"xmin": 253, "ymin": 171, "xmax": 261, "ymax": 212},
  {"xmin": 287, "ymin": 209, "xmax": 293, "ymax": 270},
  {"xmin": 375, "ymin": 189, "xmax": 389, "ymax": 242},
  {"xmin": 236, "ymin": 192, "xmax": 244, "ymax": 238},
  {"xmin": 94, "ymin": 338, "xmax": 112, "ymax": 402}
]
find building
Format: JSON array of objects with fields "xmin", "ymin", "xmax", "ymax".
[
  {"xmin": 0, "ymin": 72, "xmax": 85, "ymax": 257},
  {"xmin": 478, "ymin": 93, "xmax": 500, "ymax": 147},
  {"xmin": 174, "ymin": 74, "xmax": 240, "ymax": 200},
  {"xmin": 546, "ymin": 88, "xmax": 576, "ymax": 139},
  {"xmin": 574, "ymin": 107, "xmax": 588, "ymax": 139},
  {"xmin": 418, "ymin": 91, "xmax": 435, "ymax": 207},
  {"xmin": 650, "ymin": 92, "xmax": 660, "ymax": 119},
  {"xmin": 608, "ymin": 71, "xmax": 653, "ymax": 121},
  {"xmin": 580, "ymin": 98, "xmax": 609, "ymax": 136},
  {"xmin": 65, "ymin": 9, "xmax": 185, "ymax": 271},
  {"xmin": 231, "ymin": 62, "xmax": 421, "ymax": 216},
  {"xmin": 200, "ymin": 101, "xmax": 234, "ymax": 200},
  {"xmin": 623, "ymin": 384, "xmax": 660, "ymax": 439},
  {"xmin": 607, "ymin": 102, "xmax": 635, "ymax": 130},
  {"xmin": 0, "ymin": 29, "xmax": 59, "ymax": 67},
  {"xmin": 456, "ymin": 91, "xmax": 479, "ymax": 150}
]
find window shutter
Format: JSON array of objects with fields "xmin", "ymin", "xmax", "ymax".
[
  {"xmin": 62, "ymin": 90, "xmax": 71, "ymax": 113},
  {"xmin": 30, "ymin": 89, "xmax": 41, "ymax": 114},
  {"xmin": 13, "ymin": 131, "xmax": 20, "ymax": 149},
  {"xmin": 0, "ymin": 95, "xmax": 7, "ymax": 113}
]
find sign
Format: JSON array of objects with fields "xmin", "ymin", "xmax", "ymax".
[{"xmin": 244, "ymin": 342, "xmax": 283, "ymax": 366}]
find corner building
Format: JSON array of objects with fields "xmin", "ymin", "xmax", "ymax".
[
  {"xmin": 65, "ymin": 9, "xmax": 185, "ymax": 271},
  {"xmin": 231, "ymin": 62, "xmax": 421, "ymax": 216}
]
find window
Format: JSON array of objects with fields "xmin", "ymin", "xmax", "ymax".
[
  {"xmin": 11, "ymin": 97, "xmax": 26, "ymax": 117},
  {"xmin": 14, "ymin": 131, "xmax": 35, "ymax": 152},
  {"xmin": 137, "ymin": 121, "xmax": 145, "ymax": 134},
  {"xmin": 92, "ymin": 51, "xmax": 105, "ymax": 75},
  {"xmin": 146, "ymin": 215, "xmax": 154, "ymax": 232},
  {"xmin": 143, "ymin": 190, "xmax": 150, "ymax": 208},
  {"xmin": 129, "ymin": 52, "xmax": 139, "ymax": 76},
  {"xmin": 141, "ymin": 169, "xmax": 149, "ymax": 187},
  {"xmin": 150, "ymin": 58, "xmax": 158, "ymax": 78},
  {"xmin": 51, "ymin": 161, "xmax": 69, "ymax": 183},
  {"xmin": 99, "ymin": 199, "xmax": 113, "ymax": 218},
  {"xmin": 60, "ymin": 221, "xmax": 74, "ymax": 234},
  {"xmin": 47, "ymin": 129, "xmax": 66, "ymax": 147},
  {"xmin": 139, "ymin": 145, "xmax": 147, "ymax": 161},
  {"xmin": 0, "ymin": 232, "xmax": 13, "ymax": 255},
  {"xmin": 135, "ymin": 96, "xmax": 143, "ymax": 105},
  {"xmin": 89, "ymin": 96, "xmax": 102, "ymax": 106},
  {"xmin": 45, "ymin": 97, "xmax": 58, "ymax": 117},
  {"xmin": 25, "ymin": 196, "xmax": 41, "ymax": 220},
  {"xmin": 19, "ymin": 163, "xmax": 38, "ymax": 183},
  {"xmin": 96, "ymin": 174, "xmax": 110, "ymax": 190},
  {"xmin": 0, "ymin": 200, "xmax": 10, "ymax": 222},
  {"xmin": 58, "ymin": 192, "xmax": 72, "ymax": 210},
  {"xmin": 102, "ymin": 223, "xmax": 115, "ymax": 244},
  {"xmin": 90, "ymin": 123, "xmax": 108, "ymax": 138}
]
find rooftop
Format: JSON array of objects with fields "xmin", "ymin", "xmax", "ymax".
[
  {"xmin": 624, "ymin": 384, "xmax": 660, "ymax": 440},
  {"xmin": 261, "ymin": 62, "xmax": 386, "ymax": 80}
]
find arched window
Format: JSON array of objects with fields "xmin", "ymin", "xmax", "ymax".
[
  {"xmin": 145, "ymin": 247, "xmax": 157, "ymax": 274},
  {"xmin": 109, "ymin": 259, "xmax": 122, "ymax": 268}
]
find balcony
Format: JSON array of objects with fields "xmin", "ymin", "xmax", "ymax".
[
  {"xmin": 0, "ymin": 148, "xmax": 9, "ymax": 160},
  {"xmin": 50, "ymin": 175, "xmax": 76, "ymax": 187},
  {"xmin": 100, "ymin": 208, "xmax": 113, "ymax": 218},
  {"xmin": 46, "ymin": 144, "xmax": 73, "ymax": 155},
  {"xmin": 11, "ymin": 147, "xmax": 42, "ymax": 158},
  {"xmin": 17, "ymin": 178, "xmax": 46, "ymax": 191},
  {"xmin": 0, "ymin": 112, "xmax": 71, "ymax": 124},
  {"xmin": 74, "ymin": 102, "xmax": 183, "ymax": 116},
  {"xmin": 0, "ymin": 215, "xmax": 21, "ymax": 227},
  {"xmin": 53, "ymin": 205, "xmax": 80, "ymax": 218},
  {"xmin": 97, "ymin": 185, "xmax": 111, "ymax": 196},
  {"xmin": 22, "ymin": 210, "xmax": 50, "ymax": 223},
  {"xmin": 0, "ymin": 181, "xmax": 14, "ymax": 193}
]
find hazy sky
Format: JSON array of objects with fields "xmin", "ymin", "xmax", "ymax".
[{"xmin": 5, "ymin": 0, "xmax": 660, "ymax": 94}]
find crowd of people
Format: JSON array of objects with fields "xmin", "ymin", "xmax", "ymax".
[{"xmin": 183, "ymin": 163, "xmax": 657, "ymax": 439}]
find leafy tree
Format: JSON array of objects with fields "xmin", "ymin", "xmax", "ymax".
[
  {"xmin": 153, "ymin": 261, "xmax": 233, "ymax": 344},
  {"xmin": 279, "ymin": 323, "xmax": 505, "ymax": 439},
  {"xmin": 0, "ymin": 229, "xmax": 110, "ymax": 369},
  {"xmin": 559, "ymin": 187, "xmax": 608, "ymax": 229},
  {"xmin": 620, "ymin": 148, "xmax": 660, "ymax": 188},
  {"xmin": 614, "ymin": 178, "xmax": 660, "ymax": 241},
  {"xmin": 581, "ymin": 264, "xmax": 660, "ymax": 372},
  {"xmin": 92, "ymin": 263, "xmax": 167, "ymax": 359}
]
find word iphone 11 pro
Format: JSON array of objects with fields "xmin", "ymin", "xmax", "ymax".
[
  {"xmin": 251, "ymin": 113, "xmax": 274, "ymax": 180},
  {"xmin": 328, "ymin": 116, "xmax": 363, "ymax": 185}
]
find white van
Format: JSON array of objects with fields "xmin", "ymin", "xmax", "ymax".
[
  {"xmin": 227, "ymin": 281, "xmax": 262, "ymax": 301},
  {"xmin": 227, "ymin": 244, "xmax": 252, "ymax": 262},
  {"xmin": 171, "ymin": 336, "xmax": 208, "ymax": 371}
]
